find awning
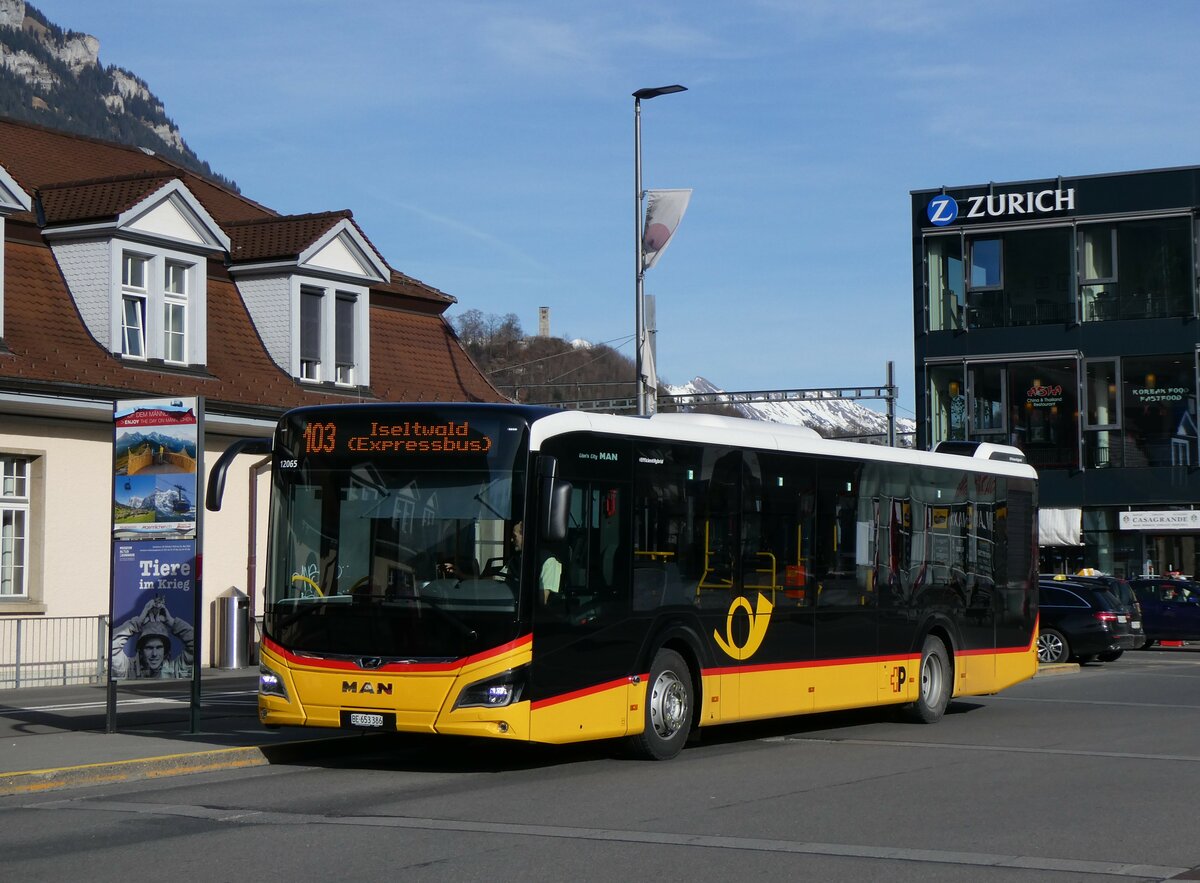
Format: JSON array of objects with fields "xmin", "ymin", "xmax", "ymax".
[{"xmin": 1039, "ymin": 507, "xmax": 1082, "ymax": 546}]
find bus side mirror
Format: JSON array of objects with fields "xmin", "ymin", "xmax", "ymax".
[
  {"xmin": 537, "ymin": 455, "xmax": 571, "ymax": 542},
  {"xmin": 545, "ymin": 480, "xmax": 572, "ymax": 542},
  {"xmin": 206, "ymin": 437, "xmax": 272, "ymax": 511}
]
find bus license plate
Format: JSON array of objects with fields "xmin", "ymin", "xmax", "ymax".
[{"xmin": 349, "ymin": 712, "xmax": 384, "ymax": 728}]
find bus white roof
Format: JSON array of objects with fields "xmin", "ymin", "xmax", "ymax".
[{"xmin": 528, "ymin": 410, "xmax": 1037, "ymax": 480}]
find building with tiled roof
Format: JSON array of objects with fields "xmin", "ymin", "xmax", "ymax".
[{"xmin": 0, "ymin": 116, "xmax": 506, "ymax": 676}]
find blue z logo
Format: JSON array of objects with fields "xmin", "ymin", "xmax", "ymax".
[{"xmin": 927, "ymin": 195, "xmax": 958, "ymax": 226}]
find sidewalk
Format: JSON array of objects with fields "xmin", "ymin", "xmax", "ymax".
[{"xmin": 0, "ymin": 667, "xmax": 361, "ymax": 796}]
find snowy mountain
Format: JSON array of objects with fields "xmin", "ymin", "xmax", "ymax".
[
  {"xmin": 666, "ymin": 377, "xmax": 915, "ymax": 447},
  {"xmin": 127, "ymin": 485, "xmax": 194, "ymax": 520}
]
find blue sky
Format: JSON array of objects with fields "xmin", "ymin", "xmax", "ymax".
[{"xmin": 32, "ymin": 0, "xmax": 1200, "ymax": 420}]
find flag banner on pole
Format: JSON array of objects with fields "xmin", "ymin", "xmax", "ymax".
[{"xmin": 642, "ymin": 188, "xmax": 692, "ymax": 270}]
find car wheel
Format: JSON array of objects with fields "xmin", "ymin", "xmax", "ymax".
[
  {"xmin": 902, "ymin": 635, "xmax": 951, "ymax": 724},
  {"xmin": 625, "ymin": 648, "xmax": 693, "ymax": 760},
  {"xmin": 1139, "ymin": 638, "xmax": 1156, "ymax": 649},
  {"xmin": 1097, "ymin": 650, "xmax": 1123, "ymax": 662},
  {"xmin": 1037, "ymin": 628, "xmax": 1069, "ymax": 663}
]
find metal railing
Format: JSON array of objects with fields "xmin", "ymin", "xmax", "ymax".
[{"xmin": 0, "ymin": 615, "xmax": 108, "ymax": 689}]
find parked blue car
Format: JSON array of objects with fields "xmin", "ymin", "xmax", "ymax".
[{"xmin": 1129, "ymin": 578, "xmax": 1200, "ymax": 645}]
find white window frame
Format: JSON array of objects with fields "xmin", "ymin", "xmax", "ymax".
[
  {"xmin": 1, "ymin": 456, "xmax": 30, "ymax": 598},
  {"xmin": 335, "ymin": 293, "xmax": 356, "ymax": 385},
  {"xmin": 293, "ymin": 277, "xmax": 368, "ymax": 387},
  {"xmin": 121, "ymin": 252, "xmax": 149, "ymax": 360},
  {"xmin": 112, "ymin": 241, "xmax": 205, "ymax": 365},
  {"xmin": 300, "ymin": 285, "xmax": 324, "ymax": 381},
  {"xmin": 163, "ymin": 259, "xmax": 189, "ymax": 364}
]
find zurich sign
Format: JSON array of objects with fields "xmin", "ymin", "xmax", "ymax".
[{"xmin": 927, "ymin": 195, "xmax": 958, "ymax": 226}]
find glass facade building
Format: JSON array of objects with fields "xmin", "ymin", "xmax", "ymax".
[{"xmin": 913, "ymin": 167, "xmax": 1200, "ymax": 579}]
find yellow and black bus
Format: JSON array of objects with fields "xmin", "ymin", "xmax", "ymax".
[{"xmin": 209, "ymin": 403, "xmax": 1039, "ymax": 760}]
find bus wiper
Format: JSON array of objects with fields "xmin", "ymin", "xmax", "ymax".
[
  {"xmin": 418, "ymin": 595, "xmax": 478, "ymax": 642},
  {"xmin": 274, "ymin": 598, "xmax": 330, "ymax": 630},
  {"xmin": 474, "ymin": 490, "xmax": 505, "ymax": 520}
]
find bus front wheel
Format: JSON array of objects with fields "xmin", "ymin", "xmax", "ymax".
[
  {"xmin": 627, "ymin": 648, "xmax": 693, "ymax": 760},
  {"xmin": 903, "ymin": 635, "xmax": 950, "ymax": 724}
]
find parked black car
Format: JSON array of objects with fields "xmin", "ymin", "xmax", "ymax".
[
  {"xmin": 1037, "ymin": 580, "xmax": 1138, "ymax": 663},
  {"xmin": 1129, "ymin": 578, "xmax": 1200, "ymax": 645},
  {"xmin": 1043, "ymin": 574, "xmax": 1146, "ymax": 651}
]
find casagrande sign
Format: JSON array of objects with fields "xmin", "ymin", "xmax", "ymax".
[{"xmin": 1119, "ymin": 510, "xmax": 1200, "ymax": 531}]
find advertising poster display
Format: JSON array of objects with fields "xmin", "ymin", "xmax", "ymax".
[
  {"xmin": 109, "ymin": 397, "xmax": 203, "ymax": 691},
  {"xmin": 110, "ymin": 540, "xmax": 196, "ymax": 679},
  {"xmin": 113, "ymin": 398, "xmax": 199, "ymax": 540}
]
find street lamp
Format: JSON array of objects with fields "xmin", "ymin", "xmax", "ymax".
[{"xmin": 634, "ymin": 84, "xmax": 687, "ymax": 416}]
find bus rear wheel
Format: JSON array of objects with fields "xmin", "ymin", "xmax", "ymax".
[
  {"xmin": 627, "ymin": 648, "xmax": 693, "ymax": 760},
  {"xmin": 903, "ymin": 635, "xmax": 950, "ymax": 724}
]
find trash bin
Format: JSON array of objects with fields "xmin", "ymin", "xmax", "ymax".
[{"xmin": 212, "ymin": 586, "xmax": 249, "ymax": 669}]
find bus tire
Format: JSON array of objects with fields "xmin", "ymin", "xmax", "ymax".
[
  {"xmin": 627, "ymin": 648, "xmax": 693, "ymax": 760},
  {"xmin": 903, "ymin": 635, "xmax": 950, "ymax": 724}
]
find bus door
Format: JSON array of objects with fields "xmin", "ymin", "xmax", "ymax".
[
  {"xmin": 811, "ymin": 458, "xmax": 877, "ymax": 710},
  {"xmin": 528, "ymin": 435, "xmax": 637, "ymax": 742},
  {"xmin": 741, "ymin": 452, "xmax": 818, "ymax": 717},
  {"xmin": 699, "ymin": 448, "xmax": 819, "ymax": 720}
]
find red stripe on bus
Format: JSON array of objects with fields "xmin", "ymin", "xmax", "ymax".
[
  {"xmin": 530, "ymin": 676, "xmax": 631, "ymax": 710},
  {"xmin": 702, "ymin": 652, "xmax": 917, "ymax": 678},
  {"xmin": 261, "ymin": 634, "xmax": 532, "ymax": 673},
  {"xmin": 701, "ymin": 641, "xmax": 1033, "ymax": 677}
]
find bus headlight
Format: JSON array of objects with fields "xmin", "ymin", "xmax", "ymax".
[
  {"xmin": 259, "ymin": 661, "xmax": 289, "ymax": 700},
  {"xmin": 454, "ymin": 667, "xmax": 527, "ymax": 709}
]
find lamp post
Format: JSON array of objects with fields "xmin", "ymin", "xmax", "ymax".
[{"xmin": 634, "ymin": 84, "xmax": 686, "ymax": 416}]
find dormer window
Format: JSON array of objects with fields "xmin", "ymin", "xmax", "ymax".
[
  {"xmin": 227, "ymin": 213, "xmax": 386, "ymax": 387},
  {"xmin": 298, "ymin": 282, "xmax": 361, "ymax": 386},
  {"xmin": 41, "ymin": 177, "xmax": 225, "ymax": 367},
  {"xmin": 116, "ymin": 246, "xmax": 197, "ymax": 364}
]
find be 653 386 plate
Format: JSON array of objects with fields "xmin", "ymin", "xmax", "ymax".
[{"xmin": 340, "ymin": 710, "xmax": 396, "ymax": 729}]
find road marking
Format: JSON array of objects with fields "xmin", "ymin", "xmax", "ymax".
[
  {"xmin": 778, "ymin": 735, "xmax": 1200, "ymax": 764},
  {"xmin": 991, "ymin": 695, "xmax": 1200, "ymax": 710},
  {"xmin": 32, "ymin": 798, "xmax": 1190, "ymax": 879},
  {"xmin": 0, "ymin": 691, "xmax": 257, "ymax": 714}
]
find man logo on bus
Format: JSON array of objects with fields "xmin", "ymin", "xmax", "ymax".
[
  {"xmin": 714, "ymin": 593, "xmax": 774, "ymax": 660},
  {"xmin": 927, "ymin": 195, "xmax": 958, "ymax": 226}
]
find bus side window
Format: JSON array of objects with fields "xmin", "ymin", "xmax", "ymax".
[
  {"xmin": 759, "ymin": 452, "xmax": 817, "ymax": 606},
  {"xmin": 633, "ymin": 443, "xmax": 703, "ymax": 609},
  {"xmin": 815, "ymin": 460, "xmax": 864, "ymax": 607}
]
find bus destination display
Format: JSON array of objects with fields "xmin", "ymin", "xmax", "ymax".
[{"xmin": 301, "ymin": 418, "xmax": 494, "ymax": 457}]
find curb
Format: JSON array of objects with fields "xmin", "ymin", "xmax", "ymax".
[
  {"xmin": 1034, "ymin": 662, "xmax": 1079, "ymax": 677},
  {"xmin": 0, "ymin": 736, "xmax": 369, "ymax": 797}
]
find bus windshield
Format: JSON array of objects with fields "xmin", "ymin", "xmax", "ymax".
[{"xmin": 264, "ymin": 407, "xmax": 529, "ymax": 661}]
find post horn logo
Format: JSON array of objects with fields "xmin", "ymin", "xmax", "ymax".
[{"xmin": 714, "ymin": 593, "xmax": 774, "ymax": 660}]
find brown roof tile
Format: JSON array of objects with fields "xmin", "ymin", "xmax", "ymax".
[
  {"xmin": 38, "ymin": 171, "xmax": 177, "ymax": 225},
  {"xmin": 225, "ymin": 211, "xmax": 351, "ymax": 263}
]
